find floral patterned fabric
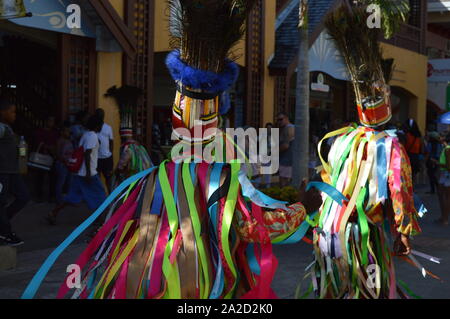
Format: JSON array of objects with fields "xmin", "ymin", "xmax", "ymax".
[
  {"xmin": 235, "ymin": 200, "xmax": 306, "ymax": 243},
  {"xmin": 388, "ymin": 141, "xmax": 422, "ymax": 236}
]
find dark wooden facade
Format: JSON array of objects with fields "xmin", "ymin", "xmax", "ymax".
[
  {"xmin": 382, "ymin": 0, "xmax": 427, "ymax": 55},
  {"xmin": 246, "ymin": 0, "xmax": 265, "ymax": 128},
  {"xmin": 123, "ymin": 0, "xmax": 155, "ymax": 150},
  {"xmin": 57, "ymin": 34, "xmax": 97, "ymax": 122}
]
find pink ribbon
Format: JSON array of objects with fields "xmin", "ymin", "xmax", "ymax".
[
  {"xmin": 57, "ymin": 185, "xmax": 142, "ymax": 298},
  {"xmin": 112, "ymin": 255, "xmax": 131, "ymax": 299},
  {"xmin": 391, "ymin": 140, "xmax": 402, "ymax": 192},
  {"xmin": 240, "ymin": 203, "xmax": 278, "ymax": 299},
  {"xmin": 147, "ymin": 211, "xmax": 170, "ymax": 298}
]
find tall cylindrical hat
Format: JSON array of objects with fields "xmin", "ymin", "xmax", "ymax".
[
  {"xmin": 166, "ymin": 0, "xmax": 254, "ymax": 145},
  {"xmin": 325, "ymin": 4, "xmax": 394, "ymax": 128},
  {"xmin": 104, "ymin": 85, "xmax": 143, "ymax": 137}
]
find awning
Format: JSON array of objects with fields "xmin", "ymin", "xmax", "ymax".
[
  {"xmin": 9, "ymin": 0, "xmax": 136, "ymax": 57},
  {"xmin": 11, "ymin": 0, "xmax": 96, "ymax": 38},
  {"xmin": 309, "ymin": 31, "xmax": 349, "ymax": 81},
  {"xmin": 428, "ymin": 59, "xmax": 450, "ymax": 83}
]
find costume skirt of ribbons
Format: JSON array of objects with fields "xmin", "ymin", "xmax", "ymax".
[
  {"xmin": 47, "ymin": 160, "xmax": 308, "ymax": 299},
  {"xmin": 309, "ymin": 125, "xmax": 422, "ymax": 299}
]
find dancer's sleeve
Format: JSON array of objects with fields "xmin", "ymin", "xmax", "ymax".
[
  {"xmin": 235, "ymin": 200, "xmax": 307, "ymax": 243},
  {"xmin": 388, "ymin": 141, "xmax": 422, "ymax": 237}
]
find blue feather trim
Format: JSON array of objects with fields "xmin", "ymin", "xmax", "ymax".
[
  {"xmin": 219, "ymin": 91, "xmax": 232, "ymax": 115},
  {"xmin": 165, "ymin": 50, "xmax": 239, "ymax": 94}
]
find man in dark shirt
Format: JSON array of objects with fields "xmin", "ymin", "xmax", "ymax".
[{"xmin": 0, "ymin": 98, "xmax": 30, "ymax": 246}]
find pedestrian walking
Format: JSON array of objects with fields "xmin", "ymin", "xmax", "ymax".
[
  {"xmin": 425, "ymin": 131, "xmax": 442, "ymax": 194},
  {"xmin": 95, "ymin": 108, "xmax": 114, "ymax": 193},
  {"xmin": 277, "ymin": 112, "xmax": 295, "ymax": 187},
  {"xmin": 404, "ymin": 118, "xmax": 424, "ymax": 180},
  {"xmin": 0, "ymin": 98, "xmax": 31, "ymax": 246},
  {"xmin": 55, "ymin": 123, "xmax": 73, "ymax": 205},
  {"xmin": 70, "ymin": 110, "xmax": 89, "ymax": 147},
  {"xmin": 33, "ymin": 116, "xmax": 59, "ymax": 203},
  {"xmin": 46, "ymin": 116, "xmax": 106, "ymax": 225},
  {"xmin": 437, "ymin": 133, "xmax": 450, "ymax": 226}
]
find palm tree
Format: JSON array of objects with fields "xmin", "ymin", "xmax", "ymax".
[
  {"xmin": 292, "ymin": 0, "xmax": 310, "ymax": 187},
  {"xmin": 351, "ymin": 0, "xmax": 410, "ymax": 39}
]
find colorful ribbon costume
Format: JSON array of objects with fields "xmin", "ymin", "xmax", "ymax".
[
  {"xmin": 307, "ymin": 125, "xmax": 423, "ymax": 299},
  {"xmin": 301, "ymin": 4, "xmax": 436, "ymax": 299},
  {"xmin": 22, "ymin": 1, "xmax": 313, "ymax": 299}
]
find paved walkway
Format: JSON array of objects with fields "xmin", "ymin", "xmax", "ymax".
[{"xmin": 0, "ymin": 185, "xmax": 449, "ymax": 299}]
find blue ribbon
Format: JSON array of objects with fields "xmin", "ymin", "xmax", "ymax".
[
  {"xmin": 208, "ymin": 163, "xmax": 225, "ymax": 299},
  {"xmin": 21, "ymin": 167, "xmax": 157, "ymax": 299},
  {"xmin": 307, "ymin": 182, "xmax": 348, "ymax": 205},
  {"xmin": 150, "ymin": 179, "xmax": 163, "ymax": 216},
  {"xmin": 274, "ymin": 212, "xmax": 318, "ymax": 245},
  {"xmin": 246, "ymin": 244, "xmax": 261, "ymax": 276},
  {"xmin": 238, "ymin": 171, "xmax": 288, "ymax": 209},
  {"xmin": 377, "ymin": 137, "xmax": 388, "ymax": 200},
  {"xmin": 190, "ymin": 162, "xmax": 196, "ymax": 184},
  {"xmin": 174, "ymin": 163, "xmax": 180, "ymax": 208}
]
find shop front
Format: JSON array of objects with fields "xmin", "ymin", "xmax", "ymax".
[{"xmin": 0, "ymin": 0, "xmax": 99, "ymax": 139}]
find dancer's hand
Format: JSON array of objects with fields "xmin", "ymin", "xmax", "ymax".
[
  {"xmin": 298, "ymin": 179, "xmax": 322, "ymax": 214},
  {"xmin": 394, "ymin": 234, "xmax": 411, "ymax": 256}
]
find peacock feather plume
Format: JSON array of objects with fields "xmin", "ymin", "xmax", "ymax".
[
  {"xmin": 324, "ymin": 4, "xmax": 393, "ymax": 104},
  {"xmin": 168, "ymin": 0, "xmax": 256, "ymax": 73}
]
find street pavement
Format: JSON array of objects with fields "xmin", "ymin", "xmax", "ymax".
[{"xmin": 0, "ymin": 185, "xmax": 449, "ymax": 299}]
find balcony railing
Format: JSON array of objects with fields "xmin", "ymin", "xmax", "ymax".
[{"xmin": 382, "ymin": 23, "xmax": 425, "ymax": 54}]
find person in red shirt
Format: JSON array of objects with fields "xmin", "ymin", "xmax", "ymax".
[
  {"xmin": 404, "ymin": 119, "xmax": 424, "ymax": 180},
  {"xmin": 33, "ymin": 116, "xmax": 59, "ymax": 203}
]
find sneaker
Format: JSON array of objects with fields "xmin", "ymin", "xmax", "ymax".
[{"xmin": 0, "ymin": 233, "xmax": 24, "ymax": 247}]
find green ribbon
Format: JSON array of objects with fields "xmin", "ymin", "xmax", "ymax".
[
  {"xmin": 222, "ymin": 160, "xmax": 241, "ymax": 299},
  {"xmin": 158, "ymin": 161, "xmax": 181, "ymax": 299},
  {"xmin": 182, "ymin": 161, "xmax": 211, "ymax": 299},
  {"xmin": 398, "ymin": 280, "xmax": 422, "ymax": 299},
  {"xmin": 356, "ymin": 188, "xmax": 369, "ymax": 266}
]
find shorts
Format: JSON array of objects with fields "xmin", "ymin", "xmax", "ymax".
[
  {"xmin": 98, "ymin": 156, "xmax": 113, "ymax": 176},
  {"xmin": 279, "ymin": 165, "xmax": 293, "ymax": 179},
  {"xmin": 64, "ymin": 175, "xmax": 107, "ymax": 210},
  {"xmin": 439, "ymin": 171, "xmax": 450, "ymax": 187}
]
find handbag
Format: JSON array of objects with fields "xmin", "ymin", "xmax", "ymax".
[{"xmin": 28, "ymin": 143, "xmax": 54, "ymax": 171}]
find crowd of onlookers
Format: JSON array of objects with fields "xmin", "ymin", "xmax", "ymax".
[
  {"xmin": 1, "ymin": 95, "xmax": 449, "ymax": 247},
  {"xmin": 0, "ymin": 97, "xmax": 152, "ymax": 246},
  {"xmin": 395, "ymin": 119, "xmax": 450, "ymax": 227}
]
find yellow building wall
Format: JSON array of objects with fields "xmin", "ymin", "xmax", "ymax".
[
  {"xmin": 154, "ymin": 0, "xmax": 246, "ymax": 66},
  {"xmin": 110, "ymin": 0, "xmax": 124, "ymax": 18},
  {"xmin": 155, "ymin": 0, "xmax": 171, "ymax": 52},
  {"xmin": 96, "ymin": 0, "xmax": 124, "ymax": 165},
  {"xmin": 381, "ymin": 43, "xmax": 428, "ymax": 132}
]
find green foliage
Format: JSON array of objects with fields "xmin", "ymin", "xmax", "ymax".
[
  {"xmin": 262, "ymin": 186, "xmax": 300, "ymax": 205},
  {"xmin": 356, "ymin": 0, "xmax": 410, "ymax": 39}
]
